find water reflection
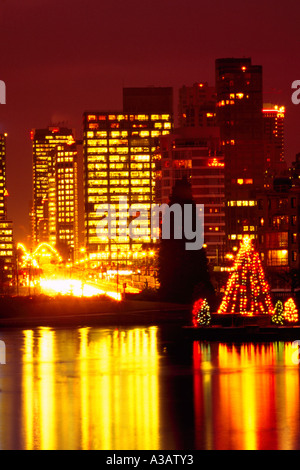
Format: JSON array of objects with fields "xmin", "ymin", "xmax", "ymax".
[
  {"xmin": 193, "ymin": 342, "xmax": 300, "ymax": 450},
  {"xmin": 0, "ymin": 327, "xmax": 299, "ymax": 450},
  {"xmin": 1, "ymin": 326, "xmax": 159, "ymax": 450}
]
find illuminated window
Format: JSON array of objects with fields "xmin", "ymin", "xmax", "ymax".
[
  {"xmin": 140, "ymin": 131, "xmax": 149, "ymax": 137},
  {"xmin": 292, "ymin": 233, "xmax": 297, "ymax": 244},
  {"xmin": 267, "ymin": 249, "xmax": 288, "ymax": 266},
  {"xmin": 266, "ymin": 232, "xmax": 288, "ymax": 248}
]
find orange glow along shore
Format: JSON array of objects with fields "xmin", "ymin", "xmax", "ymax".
[{"xmin": 0, "ymin": 295, "xmax": 299, "ymax": 345}]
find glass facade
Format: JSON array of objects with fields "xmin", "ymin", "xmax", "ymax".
[
  {"xmin": 83, "ymin": 112, "xmax": 173, "ymax": 267},
  {"xmin": 51, "ymin": 143, "xmax": 79, "ymax": 261},
  {"xmin": 159, "ymin": 129, "xmax": 225, "ymax": 264},
  {"xmin": 31, "ymin": 127, "xmax": 75, "ymax": 248},
  {"xmin": 215, "ymin": 58, "xmax": 264, "ymax": 248},
  {"xmin": 0, "ymin": 133, "xmax": 7, "ymax": 220}
]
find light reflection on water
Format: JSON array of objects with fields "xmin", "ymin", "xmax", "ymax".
[
  {"xmin": 193, "ymin": 341, "xmax": 300, "ymax": 450},
  {"xmin": 0, "ymin": 326, "xmax": 299, "ymax": 450}
]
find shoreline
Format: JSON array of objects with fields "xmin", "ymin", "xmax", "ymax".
[
  {"xmin": 0, "ymin": 297, "xmax": 299, "ymax": 342},
  {"xmin": 0, "ymin": 295, "xmax": 191, "ymax": 328},
  {"xmin": 183, "ymin": 325, "xmax": 300, "ymax": 342}
]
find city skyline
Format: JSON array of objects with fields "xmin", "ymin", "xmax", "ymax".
[
  {"xmin": 0, "ymin": 70, "xmax": 298, "ymax": 246},
  {"xmin": 1, "ymin": 1, "xmax": 300, "ymax": 453},
  {"xmin": 1, "ymin": 0, "xmax": 300, "ymax": 243}
]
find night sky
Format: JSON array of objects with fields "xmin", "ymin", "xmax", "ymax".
[{"xmin": 0, "ymin": 0, "xmax": 300, "ymax": 244}]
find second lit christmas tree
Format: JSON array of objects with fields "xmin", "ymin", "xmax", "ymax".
[{"xmin": 218, "ymin": 236, "xmax": 274, "ymax": 316}]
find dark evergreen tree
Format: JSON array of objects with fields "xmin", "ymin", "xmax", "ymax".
[{"xmin": 158, "ymin": 178, "xmax": 215, "ymax": 304}]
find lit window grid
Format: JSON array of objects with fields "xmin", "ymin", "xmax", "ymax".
[
  {"xmin": 0, "ymin": 134, "xmax": 7, "ymax": 219},
  {"xmin": 0, "ymin": 221, "xmax": 14, "ymax": 270},
  {"xmin": 32, "ymin": 131, "xmax": 74, "ymax": 244},
  {"xmin": 160, "ymin": 144, "xmax": 226, "ymax": 262},
  {"xmin": 84, "ymin": 113, "xmax": 173, "ymax": 261},
  {"xmin": 55, "ymin": 150, "xmax": 78, "ymax": 254}
]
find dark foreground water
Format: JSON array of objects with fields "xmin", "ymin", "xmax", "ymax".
[{"xmin": 0, "ymin": 325, "xmax": 299, "ymax": 450}]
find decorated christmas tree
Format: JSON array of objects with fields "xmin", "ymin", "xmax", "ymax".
[
  {"xmin": 192, "ymin": 298, "xmax": 211, "ymax": 327},
  {"xmin": 284, "ymin": 298, "xmax": 299, "ymax": 323},
  {"xmin": 271, "ymin": 300, "xmax": 285, "ymax": 325},
  {"xmin": 218, "ymin": 236, "xmax": 274, "ymax": 315}
]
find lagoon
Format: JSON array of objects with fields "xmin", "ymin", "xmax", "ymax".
[{"xmin": 0, "ymin": 325, "xmax": 299, "ymax": 450}]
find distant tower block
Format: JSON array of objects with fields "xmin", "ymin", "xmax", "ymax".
[{"xmin": 31, "ymin": 127, "xmax": 77, "ymax": 253}]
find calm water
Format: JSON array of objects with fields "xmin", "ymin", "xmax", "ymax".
[{"xmin": 0, "ymin": 325, "xmax": 299, "ymax": 450}]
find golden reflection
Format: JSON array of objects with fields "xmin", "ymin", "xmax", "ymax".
[
  {"xmin": 21, "ymin": 326, "xmax": 159, "ymax": 450},
  {"xmin": 281, "ymin": 342, "xmax": 300, "ymax": 449},
  {"xmin": 80, "ymin": 326, "xmax": 159, "ymax": 449},
  {"xmin": 79, "ymin": 327, "xmax": 90, "ymax": 450},
  {"xmin": 22, "ymin": 328, "xmax": 57, "ymax": 449},
  {"xmin": 22, "ymin": 330, "xmax": 34, "ymax": 450},
  {"xmin": 193, "ymin": 341, "xmax": 300, "ymax": 450},
  {"xmin": 38, "ymin": 328, "xmax": 56, "ymax": 450},
  {"xmin": 193, "ymin": 342, "xmax": 214, "ymax": 449}
]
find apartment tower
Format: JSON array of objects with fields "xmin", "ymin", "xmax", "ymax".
[
  {"xmin": 83, "ymin": 86, "xmax": 174, "ymax": 268},
  {"xmin": 0, "ymin": 133, "xmax": 13, "ymax": 287},
  {"xmin": 215, "ymin": 57, "xmax": 265, "ymax": 248},
  {"xmin": 31, "ymin": 127, "xmax": 78, "ymax": 259}
]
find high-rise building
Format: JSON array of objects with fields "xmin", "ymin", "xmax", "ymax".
[
  {"xmin": 83, "ymin": 111, "xmax": 173, "ymax": 268},
  {"xmin": 31, "ymin": 127, "xmax": 75, "ymax": 247},
  {"xmin": 123, "ymin": 86, "xmax": 174, "ymax": 210},
  {"xmin": 0, "ymin": 133, "xmax": 8, "ymax": 219},
  {"xmin": 159, "ymin": 127, "xmax": 225, "ymax": 264},
  {"xmin": 48, "ymin": 142, "xmax": 79, "ymax": 262},
  {"xmin": 290, "ymin": 153, "xmax": 300, "ymax": 187},
  {"xmin": 0, "ymin": 133, "xmax": 14, "ymax": 287},
  {"xmin": 256, "ymin": 175, "xmax": 300, "ymax": 292},
  {"xmin": 215, "ymin": 57, "xmax": 264, "ymax": 248},
  {"xmin": 263, "ymin": 104, "xmax": 286, "ymax": 187},
  {"xmin": 178, "ymin": 82, "xmax": 217, "ymax": 128},
  {"xmin": 174, "ymin": 82, "xmax": 226, "ymax": 264},
  {"xmin": 0, "ymin": 220, "xmax": 13, "ymax": 289}
]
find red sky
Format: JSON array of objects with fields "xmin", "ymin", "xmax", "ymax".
[{"xmin": 0, "ymin": 0, "xmax": 300, "ymax": 243}]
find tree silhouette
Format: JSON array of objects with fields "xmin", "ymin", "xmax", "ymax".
[{"xmin": 158, "ymin": 178, "xmax": 215, "ymax": 304}]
